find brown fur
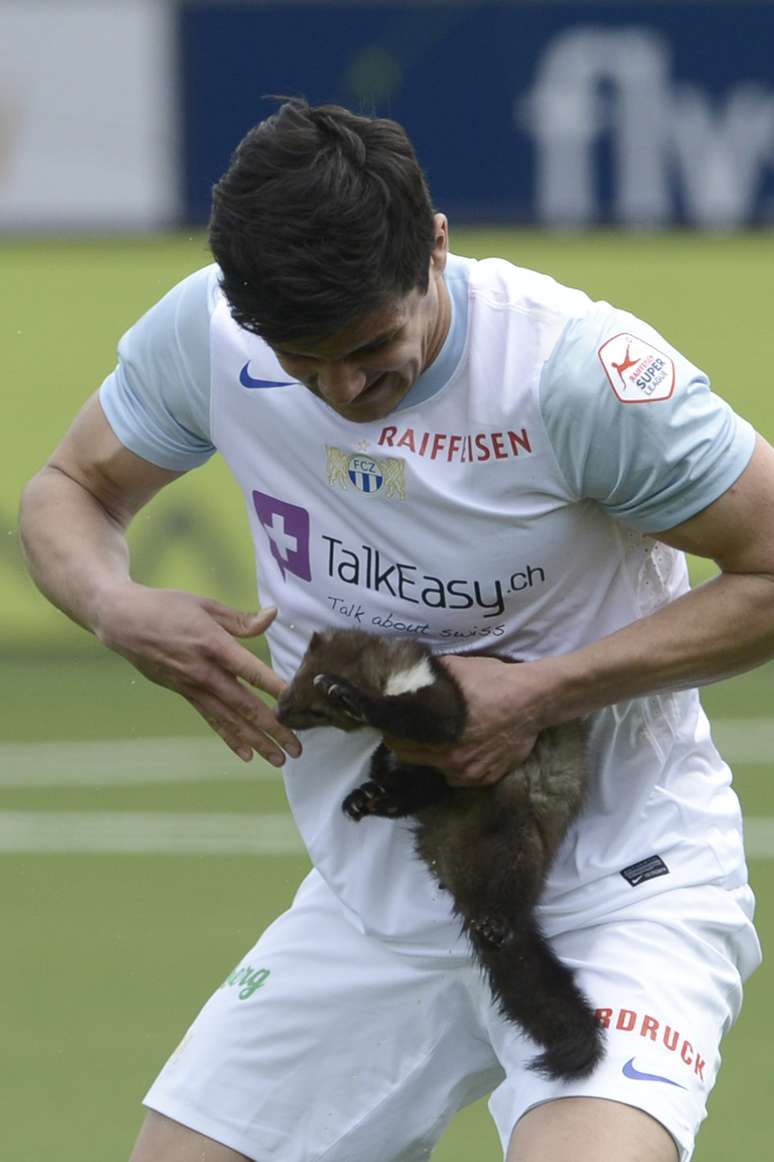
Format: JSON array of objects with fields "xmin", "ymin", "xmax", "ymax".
[{"xmin": 277, "ymin": 628, "xmax": 604, "ymax": 1080}]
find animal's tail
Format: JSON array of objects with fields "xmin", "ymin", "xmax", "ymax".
[{"xmin": 470, "ymin": 919, "xmax": 605, "ymax": 1081}]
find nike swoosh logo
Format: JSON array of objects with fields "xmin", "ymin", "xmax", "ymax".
[
  {"xmin": 239, "ymin": 363, "xmax": 297, "ymax": 390},
  {"xmin": 622, "ymin": 1058, "xmax": 686, "ymax": 1089}
]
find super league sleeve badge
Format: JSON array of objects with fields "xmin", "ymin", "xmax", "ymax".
[{"xmin": 598, "ymin": 333, "xmax": 676, "ymax": 404}]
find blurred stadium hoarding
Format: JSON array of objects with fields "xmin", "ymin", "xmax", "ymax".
[
  {"xmin": 181, "ymin": 0, "xmax": 774, "ymax": 229},
  {"xmin": 2, "ymin": 1, "xmax": 773, "ymax": 232},
  {"xmin": 0, "ymin": 0, "xmax": 177, "ymax": 231},
  {"xmin": 3, "ymin": 0, "xmax": 773, "ymax": 230}
]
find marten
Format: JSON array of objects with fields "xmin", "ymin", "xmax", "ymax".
[{"xmin": 277, "ymin": 628, "xmax": 604, "ymax": 1080}]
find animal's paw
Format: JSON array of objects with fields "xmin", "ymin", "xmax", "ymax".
[
  {"xmin": 313, "ymin": 673, "xmax": 368, "ymax": 723},
  {"xmin": 342, "ymin": 781, "xmax": 405, "ymax": 821},
  {"xmin": 470, "ymin": 916, "xmax": 510, "ymax": 948}
]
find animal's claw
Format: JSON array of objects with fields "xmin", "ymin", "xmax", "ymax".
[{"xmin": 342, "ymin": 781, "xmax": 403, "ymax": 821}]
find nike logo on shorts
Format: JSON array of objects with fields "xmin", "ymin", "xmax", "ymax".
[
  {"xmin": 240, "ymin": 363, "xmax": 297, "ymax": 389},
  {"xmin": 622, "ymin": 1057, "xmax": 686, "ymax": 1089}
]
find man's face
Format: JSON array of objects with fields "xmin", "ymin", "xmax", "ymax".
[{"xmin": 270, "ymin": 217, "xmax": 450, "ymax": 423}]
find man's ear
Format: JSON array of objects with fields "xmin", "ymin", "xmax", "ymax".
[{"xmin": 431, "ymin": 212, "xmax": 449, "ymax": 272}]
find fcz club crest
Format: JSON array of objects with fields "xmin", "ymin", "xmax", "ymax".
[{"xmin": 326, "ymin": 447, "xmax": 406, "ymax": 499}]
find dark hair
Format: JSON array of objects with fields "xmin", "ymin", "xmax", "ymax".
[{"xmin": 208, "ymin": 99, "xmax": 437, "ymax": 346}]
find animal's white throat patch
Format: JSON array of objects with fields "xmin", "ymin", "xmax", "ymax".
[{"xmin": 384, "ymin": 658, "xmax": 435, "ymax": 697}]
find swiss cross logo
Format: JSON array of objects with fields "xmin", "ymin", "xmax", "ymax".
[
  {"xmin": 252, "ymin": 491, "xmax": 311, "ymax": 582},
  {"xmin": 598, "ymin": 333, "xmax": 676, "ymax": 403}
]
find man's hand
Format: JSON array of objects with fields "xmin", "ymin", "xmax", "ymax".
[
  {"xmin": 19, "ymin": 400, "xmax": 301, "ymax": 767},
  {"xmin": 385, "ymin": 654, "xmax": 552, "ymax": 787},
  {"xmin": 95, "ymin": 584, "xmax": 302, "ymax": 766}
]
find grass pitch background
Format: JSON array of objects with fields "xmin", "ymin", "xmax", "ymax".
[{"xmin": 2, "ymin": 230, "xmax": 773, "ymax": 1159}]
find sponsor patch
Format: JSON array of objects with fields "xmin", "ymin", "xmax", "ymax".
[
  {"xmin": 620, "ymin": 854, "xmax": 670, "ymax": 887},
  {"xmin": 220, "ymin": 962, "xmax": 271, "ymax": 1001},
  {"xmin": 595, "ymin": 1005, "xmax": 707, "ymax": 1081},
  {"xmin": 322, "ymin": 534, "xmax": 547, "ymax": 618},
  {"xmin": 326, "ymin": 446, "xmax": 406, "ymax": 499},
  {"xmin": 252, "ymin": 491, "xmax": 312, "ymax": 582},
  {"xmin": 598, "ymin": 332, "xmax": 676, "ymax": 403},
  {"xmin": 377, "ymin": 425, "xmax": 532, "ymax": 462},
  {"xmin": 622, "ymin": 1057, "xmax": 686, "ymax": 1090}
]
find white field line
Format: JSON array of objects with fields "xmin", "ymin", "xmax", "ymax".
[
  {"xmin": 0, "ymin": 722, "xmax": 772, "ymax": 857},
  {"xmin": 0, "ymin": 811, "xmax": 304, "ymax": 856},
  {"xmin": 0, "ymin": 736, "xmax": 276, "ymax": 787},
  {"xmin": 0, "ymin": 811, "xmax": 771, "ymax": 858},
  {"xmin": 0, "ymin": 718, "xmax": 771, "ymax": 789},
  {"xmin": 746, "ymin": 818, "xmax": 774, "ymax": 860}
]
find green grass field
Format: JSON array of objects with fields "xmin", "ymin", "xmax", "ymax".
[{"xmin": 3, "ymin": 230, "xmax": 774, "ymax": 1160}]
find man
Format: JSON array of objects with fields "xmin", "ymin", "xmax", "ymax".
[{"xmin": 20, "ymin": 99, "xmax": 769, "ymax": 1162}]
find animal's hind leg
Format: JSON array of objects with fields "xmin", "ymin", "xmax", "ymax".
[
  {"xmin": 469, "ymin": 915, "xmax": 510, "ymax": 948},
  {"xmin": 450, "ymin": 829, "xmax": 521, "ymax": 952}
]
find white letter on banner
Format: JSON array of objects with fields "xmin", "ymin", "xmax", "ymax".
[
  {"xmin": 519, "ymin": 27, "xmax": 672, "ymax": 227},
  {"xmin": 670, "ymin": 83, "xmax": 774, "ymax": 229}
]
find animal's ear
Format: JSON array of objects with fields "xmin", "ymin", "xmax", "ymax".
[{"xmin": 309, "ymin": 631, "xmax": 322, "ymax": 648}]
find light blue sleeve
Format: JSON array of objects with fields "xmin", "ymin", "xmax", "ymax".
[
  {"xmin": 538, "ymin": 301, "xmax": 756, "ymax": 532},
  {"xmin": 98, "ymin": 265, "xmax": 216, "ymax": 471}
]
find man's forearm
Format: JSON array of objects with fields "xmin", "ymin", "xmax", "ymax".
[
  {"xmin": 19, "ymin": 466, "xmax": 132, "ymax": 636},
  {"xmin": 20, "ymin": 461, "xmax": 302, "ymax": 766},
  {"xmin": 541, "ymin": 570, "xmax": 774, "ymax": 727},
  {"xmin": 429, "ymin": 568, "xmax": 774, "ymax": 786}
]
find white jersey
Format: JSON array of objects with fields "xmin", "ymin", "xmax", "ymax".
[{"xmin": 100, "ymin": 254, "xmax": 756, "ymax": 953}]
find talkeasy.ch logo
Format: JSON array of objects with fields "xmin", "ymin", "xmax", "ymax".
[{"xmin": 251, "ymin": 490, "xmax": 547, "ymax": 619}]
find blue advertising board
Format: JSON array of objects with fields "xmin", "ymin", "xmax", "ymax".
[{"xmin": 180, "ymin": 1, "xmax": 774, "ymax": 227}]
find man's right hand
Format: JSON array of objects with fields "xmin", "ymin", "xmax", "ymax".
[
  {"xmin": 20, "ymin": 396, "xmax": 302, "ymax": 768},
  {"xmin": 95, "ymin": 585, "xmax": 302, "ymax": 766}
]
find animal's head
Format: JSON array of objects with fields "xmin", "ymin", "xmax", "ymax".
[{"xmin": 276, "ymin": 631, "xmax": 372, "ymax": 732}]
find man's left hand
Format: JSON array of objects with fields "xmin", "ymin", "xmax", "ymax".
[{"xmin": 384, "ymin": 654, "xmax": 552, "ymax": 787}]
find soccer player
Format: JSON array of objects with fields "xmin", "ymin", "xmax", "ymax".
[{"xmin": 20, "ymin": 100, "xmax": 771, "ymax": 1162}]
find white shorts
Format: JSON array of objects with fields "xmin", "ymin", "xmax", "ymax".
[{"xmin": 144, "ymin": 870, "xmax": 760, "ymax": 1162}]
